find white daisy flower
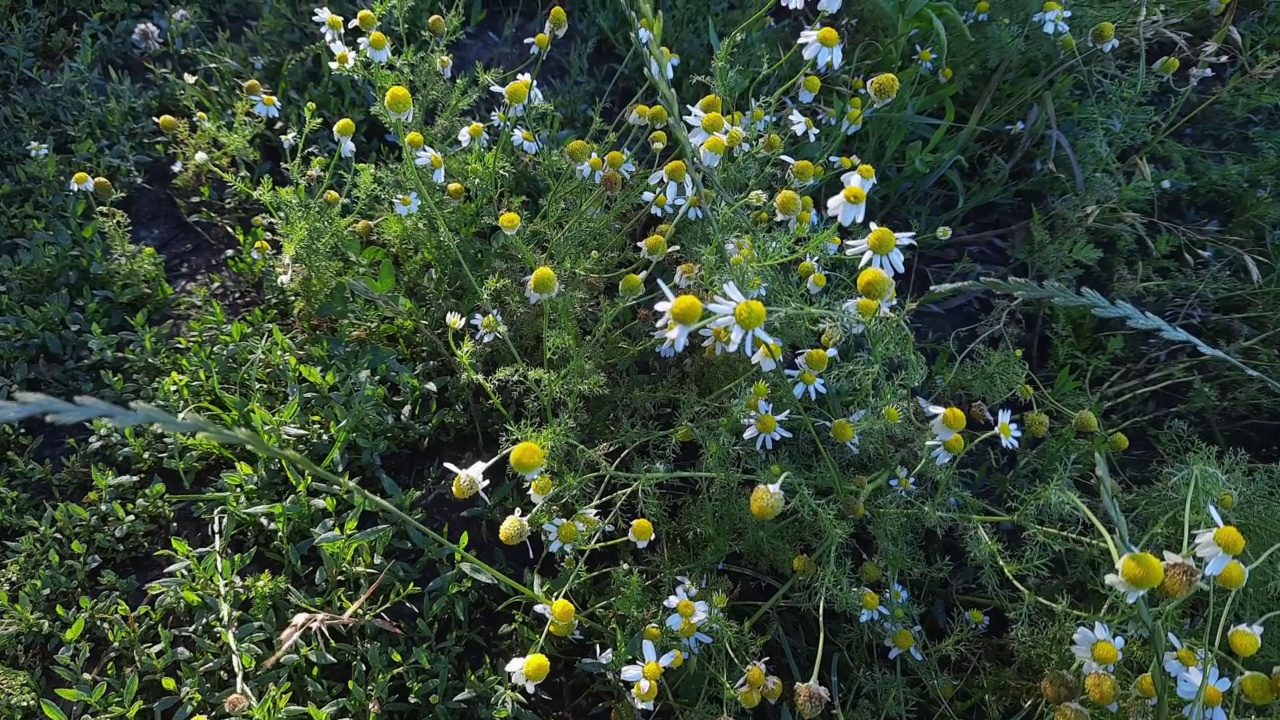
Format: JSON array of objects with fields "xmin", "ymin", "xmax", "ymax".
[
  {"xmin": 1031, "ymin": 2, "xmax": 1071, "ymax": 34},
  {"xmin": 358, "ymin": 32, "xmax": 391, "ymax": 63},
  {"xmin": 648, "ymin": 162, "xmax": 694, "ymax": 200},
  {"xmin": 1192, "ymin": 503, "xmax": 1244, "ymax": 576},
  {"xmin": 578, "ymin": 152, "xmax": 605, "ymax": 182},
  {"xmin": 458, "ymin": 122, "xmax": 489, "ymax": 148},
  {"xmin": 1070, "ymin": 621, "xmax": 1125, "ymax": 674},
  {"xmin": 524, "ymin": 33, "xmax": 550, "ymax": 56},
  {"xmin": 504, "ymin": 653, "xmax": 550, "ymax": 693},
  {"xmin": 251, "ymin": 94, "xmax": 281, "ymax": 118},
  {"xmin": 890, "ymin": 466, "xmax": 916, "ymax": 494},
  {"xmin": 627, "ymin": 519, "xmax": 655, "ymax": 548},
  {"xmin": 826, "ymin": 178, "xmax": 868, "ymax": 226},
  {"xmin": 470, "ymin": 310, "xmax": 504, "ymax": 343},
  {"xmin": 845, "ymin": 222, "xmax": 917, "ymax": 276},
  {"xmin": 68, "ymin": 173, "xmax": 94, "ymax": 192},
  {"xmin": 629, "ymin": 679, "xmax": 658, "ymax": 710},
  {"xmin": 313, "ymin": 7, "xmax": 345, "ymax": 43},
  {"xmin": 328, "ymin": 42, "xmax": 356, "ymax": 71},
  {"xmin": 445, "ymin": 311, "xmax": 465, "ymax": 330},
  {"xmin": 414, "ymin": 146, "xmax": 446, "ymax": 183},
  {"xmin": 641, "ymin": 191, "xmax": 684, "ymax": 217},
  {"xmin": 523, "ymin": 267, "xmax": 560, "ymax": 303},
  {"xmin": 131, "ymin": 21, "xmax": 162, "ymax": 52},
  {"xmin": 915, "ymin": 45, "xmax": 936, "ymax": 70},
  {"xmin": 280, "ymin": 132, "xmax": 297, "ymax": 149},
  {"xmin": 1163, "ymin": 632, "xmax": 1203, "ymax": 677},
  {"xmin": 859, "ymin": 588, "xmax": 890, "ymax": 622},
  {"xmin": 750, "ymin": 340, "xmax": 784, "ymax": 372},
  {"xmin": 996, "ymin": 409, "xmax": 1021, "ymax": 449},
  {"xmin": 1176, "ymin": 666, "xmax": 1230, "ymax": 720},
  {"xmin": 965, "ymin": 608, "xmax": 990, "ymax": 631},
  {"xmin": 620, "ymin": 639, "xmax": 678, "ymax": 685},
  {"xmin": 542, "ymin": 517, "xmax": 583, "ymax": 554},
  {"xmin": 797, "ymin": 26, "xmax": 843, "ymax": 71},
  {"xmin": 789, "ymin": 109, "xmax": 819, "ymax": 143},
  {"xmin": 437, "ymin": 54, "xmax": 453, "ymax": 78},
  {"xmin": 743, "ymin": 401, "xmax": 793, "ymax": 451},
  {"xmin": 663, "ymin": 587, "xmax": 710, "ymax": 629},
  {"xmin": 927, "ymin": 439, "xmax": 957, "ymax": 465},
  {"xmin": 652, "ymin": 278, "xmax": 701, "ymax": 355},
  {"xmin": 784, "ymin": 363, "xmax": 827, "ymax": 400},
  {"xmin": 511, "ymin": 127, "xmax": 541, "ymax": 154},
  {"xmin": 886, "ymin": 625, "xmax": 924, "ymax": 661},
  {"xmin": 27, "ymin": 141, "xmax": 50, "ymax": 158},
  {"xmin": 748, "ymin": 99, "xmax": 775, "ymax": 131},
  {"xmin": 443, "ymin": 458, "xmax": 496, "ymax": 502},
  {"xmin": 706, "ymin": 281, "xmax": 774, "ymax": 356},
  {"xmin": 843, "ymin": 163, "xmax": 877, "ymax": 191},
  {"xmin": 679, "ymin": 622, "xmax": 713, "ymax": 654},
  {"xmin": 699, "ymin": 325, "xmax": 734, "ymax": 356},
  {"xmin": 392, "ymin": 191, "xmax": 420, "ymax": 216}
]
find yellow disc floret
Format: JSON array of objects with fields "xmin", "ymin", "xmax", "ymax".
[
  {"xmin": 1214, "ymin": 525, "xmax": 1245, "ymax": 555},
  {"xmin": 504, "ymin": 80, "xmax": 531, "ymax": 106},
  {"xmin": 734, "ymin": 300, "xmax": 767, "ymax": 330},
  {"xmin": 816, "ymin": 27, "xmax": 840, "ymax": 48},
  {"xmin": 523, "ymin": 653, "xmax": 550, "ymax": 682},
  {"xmin": 803, "ymin": 348, "xmax": 830, "ymax": 372},
  {"xmin": 856, "ymin": 298, "xmax": 880, "ymax": 318},
  {"xmin": 499, "ymin": 513, "xmax": 530, "ymax": 545},
  {"xmin": 1229, "ymin": 626, "xmax": 1262, "ymax": 657},
  {"xmin": 530, "ymin": 266, "xmax": 557, "ymax": 295},
  {"xmin": 867, "ymin": 226, "xmax": 897, "ymax": 255},
  {"xmin": 510, "ymin": 441, "xmax": 545, "ymax": 475},
  {"xmin": 1119, "ymin": 552, "xmax": 1164, "ymax": 590},
  {"xmin": 1217, "ymin": 559, "xmax": 1246, "ymax": 589},
  {"xmin": 857, "ymin": 267, "xmax": 893, "ymax": 300},
  {"xmin": 670, "ymin": 295, "xmax": 703, "ymax": 326},
  {"xmin": 384, "ymin": 86, "xmax": 412, "ymax": 115},
  {"xmin": 868, "ymin": 73, "xmax": 900, "ymax": 104},
  {"xmin": 750, "ymin": 484, "xmax": 784, "ymax": 520},
  {"xmin": 498, "ymin": 212, "xmax": 522, "ymax": 234},
  {"xmin": 550, "ymin": 598, "xmax": 575, "ymax": 623},
  {"xmin": 775, "ymin": 189, "xmax": 802, "ymax": 217}
]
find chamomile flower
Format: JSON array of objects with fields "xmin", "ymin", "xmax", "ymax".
[
  {"xmin": 620, "ymin": 639, "xmax": 678, "ymax": 698},
  {"xmin": 578, "ymin": 152, "xmax": 606, "ymax": 182},
  {"xmin": 927, "ymin": 434, "xmax": 965, "ymax": 465},
  {"xmin": 826, "ymin": 181, "xmax": 868, "ymax": 226},
  {"xmin": 628, "ymin": 518, "xmax": 655, "ymax": 548},
  {"xmin": 69, "ymin": 172, "xmax": 94, "ymax": 192},
  {"xmin": 490, "ymin": 73, "xmax": 542, "ymax": 117},
  {"xmin": 1163, "ymin": 633, "xmax": 1203, "ymax": 677},
  {"xmin": 915, "ymin": 45, "xmax": 936, "ymax": 70},
  {"xmin": 534, "ymin": 599, "xmax": 580, "ymax": 638},
  {"xmin": 383, "ymin": 85, "xmax": 413, "ymax": 121},
  {"xmin": 750, "ymin": 340, "xmax": 785, "ymax": 372},
  {"xmin": 707, "ymin": 282, "xmax": 774, "ymax": 356},
  {"xmin": 700, "ymin": 326, "xmax": 734, "ymax": 355},
  {"xmin": 604, "ymin": 149, "xmax": 637, "ymax": 178},
  {"xmin": 641, "ymin": 190, "xmax": 684, "ymax": 217},
  {"xmin": 544, "ymin": 6, "xmax": 567, "ymax": 38},
  {"xmin": 1193, "ymin": 503, "xmax": 1245, "ymax": 576},
  {"xmin": 1227, "ymin": 623, "xmax": 1263, "ymax": 657},
  {"xmin": 936, "ymin": 225, "xmax": 954, "ymax": 240},
  {"xmin": 859, "ymin": 588, "xmax": 890, "ymax": 622},
  {"xmin": 392, "ymin": 191, "xmax": 420, "ymax": 216},
  {"xmin": 676, "ymin": 618, "xmax": 714, "ymax": 653},
  {"xmin": 974, "ymin": 0, "xmax": 990, "ymax": 20},
  {"xmin": 743, "ymin": 402, "xmax": 792, "ymax": 450},
  {"xmin": 840, "ymin": 99, "xmax": 865, "ymax": 135},
  {"xmin": 524, "ymin": 32, "xmax": 550, "ymax": 56},
  {"xmin": 674, "ymin": 262, "xmax": 699, "ymax": 288},
  {"xmin": 890, "ymin": 466, "xmax": 916, "ymax": 494},
  {"xmin": 471, "ymin": 310, "xmax": 504, "ymax": 343},
  {"xmin": 797, "ymin": 75, "xmax": 821, "ymax": 104},
  {"xmin": 542, "ymin": 517, "xmax": 582, "ymax": 553},
  {"xmin": 437, "ymin": 54, "xmax": 453, "ymax": 78},
  {"xmin": 629, "ymin": 679, "xmax": 658, "ymax": 710},
  {"xmin": 443, "ymin": 457, "xmax": 497, "ymax": 502},
  {"xmin": 251, "ymin": 94, "xmax": 281, "ymax": 118},
  {"xmin": 699, "ymin": 135, "xmax": 726, "ymax": 167},
  {"xmin": 995, "ymin": 409, "xmax": 1021, "ymax": 449},
  {"xmin": 131, "ymin": 21, "xmax": 162, "ymax": 52},
  {"xmin": 414, "ymin": 146, "xmax": 446, "ymax": 183},
  {"xmin": 797, "ymin": 26, "xmax": 844, "ymax": 71},
  {"xmin": 505, "ymin": 652, "xmax": 551, "ymax": 693},
  {"xmin": 819, "ymin": 409, "xmax": 865, "ymax": 451},
  {"xmin": 1104, "ymin": 550, "xmax": 1164, "ymax": 603},
  {"xmin": 785, "ymin": 364, "xmax": 826, "ymax": 400},
  {"xmin": 789, "ymin": 109, "xmax": 819, "ymax": 143},
  {"xmin": 965, "ymin": 608, "xmax": 991, "ymax": 631},
  {"xmin": 349, "ymin": 9, "xmax": 377, "ymax": 30},
  {"xmin": 919, "ymin": 399, "xmax": 967, "ymax": 440},
  {"xmin": 1089, "ymin": 22, "xmax": 1119, "ymax": 52},
  {"xmin": 636, "ymin": 19, "xmax": 653, "ymax": 43},
  {"xmin": 846, "ymin": 223, "xmax": 916, "ymax": 276},
  {"xmin": 887, "ymin": 626, "xmax": 924, "ymax": 661},
  {"xmin": 1071, "ymin": 622, "xmax": 1125, "ymax": 674},
  {"xmin": 444, "ymin": 311, "xmax": 465, "ymax": 330},
  {"xmin": 328, "ymin": 42, "xmax": 356, "ymax": 70},
  {"xmin": 664, "ymin": 587, "xmax": 710, "ymax": 629},
  {"xmin": 524, "ymin": 266, "xmax": 560, "ymax": 303},
  {"xmin": 312, "ymin": 7, "xmax": 345, "ymax": 43},
  {"xmin": 652, "ymin": 278, "xmax": 702, "ymax": 355},
  {"xmin": 1176, "ymin": 666, "xmax": 1231, "ymax": 720},
  {"xmin": 648, "ymin": 46, "xmax": 679, "ymax": 80},
  {"xmin": 251, "ymin": 239, "xmax": 271, "ymax": 260},
  {"xmin": 843, "ymin": 162, "xmax": 877, "ymax": 191},
  {"xmin": 1031, "ymin": 1, "xmax": 1071, "ymax": 34},
  {"xmin": 358, "ymin": 31, "xmax": 391, "ymax": 62},
  {"xmin": 511, "ymin": 127, "xmax": 541, "ymax": 154},
  {"xmin": 27, "ymin": 140, "xmax": 49, "ymax": 158},
  {"xmin": 458, "ymin": 121, "xmax": 488, "ymax": 148},
  {"xmin": 649, "ymin": 159, "xmax": 694, "ymax": 200}
]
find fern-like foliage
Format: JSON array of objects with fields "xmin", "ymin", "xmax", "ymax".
[{"xmin": 931, "ymin": 277, "xmax": 1280, "ymax": 394}]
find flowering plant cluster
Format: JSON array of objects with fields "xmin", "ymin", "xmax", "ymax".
[{"xmin": 9, "ymin": 0, "xmax": 1280, "ymax": 718}]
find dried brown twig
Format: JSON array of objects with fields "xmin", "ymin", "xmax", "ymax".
[{"xmin": 260, "ymin": 567, "xmax": 401, "ymax": 669}]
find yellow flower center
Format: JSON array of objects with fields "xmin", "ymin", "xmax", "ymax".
[
  {"xmin": 1119, "ymin": 552, "xmax": 1164, "ymax": 589},
  {"xmin": 73, "ymin": 172, "xmax": 89, "ymax": 185},
  {"xmin": 605, "ymin": 150, "xmax": 624, "ymax": 169},
  {"xmin": 369, "ymin": 31, "xmax": 387, "ymax": 50},
  {"xmin": 734, "ymin": 300, "xmax": 767, "ymax": 330},
  {"xmin": 262, "ymin": 95, "xmax": 277, "ymax": 106},
  {"xmin": 869, "ymin": 73, "xmax": 900, "ymax": 101},
  {"xmin": 711, "ymin": 327, "xmax": 732, "ymax": 344},
  {"xmin": 698, "ymin": 94, "xmax": 723, "ymax": 114},
  {"xmin": 521, "ymin": 130, "xmax": 535, "ymax": 143},
  {"xmin": 1175, "ymin": 647, "xmax": 1198, "ymax": 668},
  {"xmin": 505, "ymin": 80, "xmax": 531, "ymax": 105},
  {"xmin": 1135, "ymin": 673, "xmax": 1156, "ymax": 698},
  {"xmin": 1214, "ymin": 525, "xmax": 1245, "ymax": 555},
  {"xmin": 776, "ymin": 190, "xmax": 801, "ymax": 216},
  {"xmin": 798, "ymin": 370, "xmax": 817, "ymax": 386},
  {"xmin": 816, "ymin": 27, "xmax": 840, "ymax": 48},
  {"xmin": 755, "ymin": 414, "xmax": 778, "ymax": 434},
  {"xmin": 556, "ymin": 521, "xmax": 579, "ymax": 543},
  {"xmin": 1204, "ymin": 685, "xmax": 1223, "ymax": 708},
  {"xmin": 976, "ymin": 0, "xmax": 989, "ymax": 10},
  {"xmin": 746, "ymin": 666, "xmax": 765, "ymax": 688},
  {"xmin": 838, "ymin": 188, "xmax": 866, "ymax": 207},
  {"xmin": 663, "ymin": 160, "xmax": 687, "ymax": 182},
  {"xmin": 802, "ymin": 75, "xmax": 821, "ymax": 93},
  {"xmin": 451, "ymin": 474, "xmax": 477, "ymax": 499},
  {"xmin": 356, "ymin": 9, "xmax": 376, "ymax": 30},
  {"xmin": 703, "ymin": 135, "xmax": 726, "ymax": 155},
  {"xmin": 797, "ymin": 261, "xmax": 816, "ymax": 278},
  {"xmin": 831, "ymin": 419, "xmax": 854, "ymax": 443},
  {"xmin": 642, "ymin": 661, "xmax": 664, "ymax": 681},
  {"xmin": 861, "ymin": 591, "xmax": 880, "ymax": 610},
  {"xmin": 940, "ymin": 407, "xmax": 967, "ymax": 431},
  {"xmin": 646, "ymin": 105, "xmax": 668, "ymax": 125},
  {"xmin": 1217, "ymin": 559, "xmax": 1246, "ymax": 589},
  {"xmin": 867, "ymin": 227, "xmax": 898, "ymax": 255},
  {"xmin": 534, "ymin": 33, "xmax": 549, "ymax": 50},
  {"xmin": 792, "ymin": 160, "xmax": 815, "ymax": 182},
  {"xmin": 550, "ymin": 599, "xmax": 575, "ymax": 623},
  {"xmin": 530, "ymin": 266, "xmax": 557, "ymax": 294},
  {"xmin": 326, "ymin": 15, "xmax": 343, "ymax": 30},
  {"xmin": 803, "ymin": 348, "xmax": 829, "ymax": 372},
  {"xmin": 548, "ymin": 6, "xmax": 567, "ymax": 30},
  {"xmin": 499, "ymin": 212, "xmax": 522, "ymax": 232},
  {"xmin": 630, "ymin": 518, "xmax": 654, "ymax": 540},
  {"xmin": 523, "ymin": 653, "xmax": 550, "ymax": 682},
  {"xmin": 335, "ymin": 51, "xmax": 350, "ymax": 64},
  {"xmin": 1092, "ymin": 21, "xmax": 1115, "ymax": 42},
  {"xmin": 967, "ymin": 609, "xmax": 985, "ymax": 623},
  {"xmin": 1229, "ymin": 627, "xmax": 1261, "ymax": 657},
  {"xmin": 857, "ymin": 267, "xmax": 893, "ymax": 300},
  {"xmin": 531, "ymin": 475, "xmax": 553, "ymax": 496},
  {"xmin": 652, "ymin": 194, "xmax": 668, "ymax": 208},
  {"xmin": 892, "ymin": 628, "xmax": 915, "ymax": 650},
  {"xmin": 510, "ymin": 441, "xmax": 544, "ymax": 474},
  {"xmin": 398, "ymin": 196, "xmax": 413, "ymax": 207},
  {"xmin": 670, "ymin": 295, "xmax": 702, "ymax": 326},
  {"xmin": 1090, "ymin": 640, "xmax": 1118, "ymax": 665},
  {"xmin": 699, "ymin": 112, "xmax": 726, "ymax": 134},
  {"xmin": 856, "ymin": 298, "xmax": 879, "ymax": 318},
  {"xmin": 384, "ymin": 86, "xmax": 412, "ymax": 114},
  {"xmin": 677, "ymin": 619, "xmax": 698, "ymax": 638},
  {"xmin": 586, "ymin": 156, "xmax": 603, "ymax": 171},
  {"xmin": 467, "ymin": 123, "xmax": 484, "ymax": 138},
  {"xmin": 942, "ymin": 434, "xmax": 965, "ymax": 453},
  {"xmin": 1043, "ymin": 1, "xmax": 1062, "ymax": 11}
]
